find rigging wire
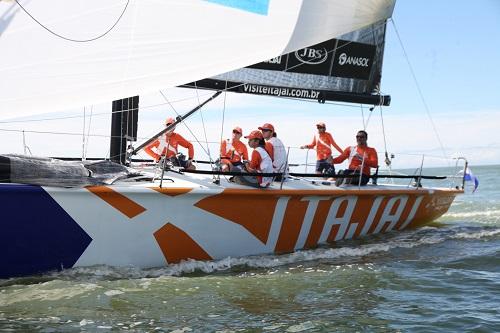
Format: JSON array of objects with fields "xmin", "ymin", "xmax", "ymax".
[
  {"xmin": 217, "ymin": 81, "xmax": 229, "ymax": 183},
  {"xmin": 0, "ymin": 94, "xmax": 217, "ymax": 124},
  {"xmin": 364, "ymin": 106, "xmax": 375, "ymax": 129},
  {"xmin": 378, "ymin": 105, "xmax": 393, "ymax": 180},
  {"xmin": 14, "ymin": 0, "xmax": 130, "ymax": 43},
  {"xmin": 193, "ymin": 81, "xmax": 215, "ymax": 169},
  {"xmin": 0, "ymin": 93, "xmax": 223, "ymax": 158},
  {"xmin": 159, "ymin": 90, "xmax": 212, "ymax": 159},
  {"xmin": 379, "ymin": 105, "xmax": 389, "ymax": 158},
  {"xmin": 360, "ymin": 104, "xmax": 366, "ymax": 130},
  {"xmin": 219, "ymin": 82, "xmax": 228, "ymax": 152},
  {"xmin": 390, "ymin": 18, "xmax": 448, "ymax": 162},
  {"xmin": 81, "ymin": 106, "xmax": 86, "ymax": 161},
  {"xmin": 0, "ymin": 127, "xmax": 139, "ymax": 139},
  {"xmin": 84, "ymin": 106, "xmax": 94, "ymax": 160}
]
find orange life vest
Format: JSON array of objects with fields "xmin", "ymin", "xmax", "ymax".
[{"xmin": 305, "ymin": 132, "xmax": 342, "ymax": 160}]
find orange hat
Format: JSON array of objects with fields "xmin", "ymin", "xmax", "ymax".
[
  {"xmin": 244, "ymin": 130, "xmax": 264, "ymax": 140},
  {"xmin": 233, "ymin": 126, "xmax": 243, "ymax": 134},
  {"xmin": 165, "ymin": 117, "xmax": 175, "ymax": 126},
  {"xmin": 258, "ymin": 123, "xmax": 275, "ymax": 132},
  {"xmin": 316, "ymin": 122, "xmax": 326, "ymax": 127}
]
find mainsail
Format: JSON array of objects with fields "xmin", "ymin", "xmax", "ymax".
[
  {"xmin": 0, "ymin": 0, "xmax": 395, "ymax": 118},
  {"xmin": 185, "ymin": 23, "xmax": 390, "ymax": 105}
]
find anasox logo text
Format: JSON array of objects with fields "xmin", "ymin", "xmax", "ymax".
[{"xmin": 338, "ymin": 53, "xmax": 370, "ymax": 67}]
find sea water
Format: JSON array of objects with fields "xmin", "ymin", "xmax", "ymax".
[{"xmin": 1, "ymin": 165, "xmax": 499, "ymax": 332}]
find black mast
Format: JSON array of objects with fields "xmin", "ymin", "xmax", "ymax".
[{"xmin": 110, "ymin": 96, "xmax": 139, "ymax": 164}]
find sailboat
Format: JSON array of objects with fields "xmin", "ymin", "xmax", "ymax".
[{"xmin": 0, "ymin": 0, "xmax": 465, "ymax": 279}]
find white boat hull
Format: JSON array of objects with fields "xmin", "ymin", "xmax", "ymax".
[{"xmin": 0, "ymin": 174, "xmax": 461, "ymax": 279}]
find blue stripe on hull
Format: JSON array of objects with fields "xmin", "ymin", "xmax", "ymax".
[
  {"xmin": 205, "ymin": 0, "xmax": 270, "ymax": 15},
  {"xmin": 0, "ymin": 184, "xmax": 92, "ymax": 279}
]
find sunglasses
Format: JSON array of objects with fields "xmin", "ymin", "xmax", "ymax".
[
  {"xmin": 317, "ymin": 126, "xmax": 325, "ymax": 129},
  {"xmin": 233, "ymin": 131, "xmax": 241, "ymax": 134},
  {"xmin": 356, "ymin": 135, "xmax": 366, "ymax": 139},
  {"xmin": 261, "ymin": 129, "xmax": 272, "ymax": 132}
]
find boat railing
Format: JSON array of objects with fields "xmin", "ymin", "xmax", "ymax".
[
  {"xmin": 142, "ymin": 146, "xmax": 461, "ymax": 190},
  {"xmin": 286, "ymin": 147, "xmax": 468, "ymax": 190},
  {"xmin": 133, "ymin": 144, "xmax": 468, "ymax": 190}
]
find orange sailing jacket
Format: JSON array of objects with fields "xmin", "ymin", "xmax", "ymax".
[
  {"xmin": 305, "ymin": 132, "xmax": 343, "ymax": 160},
  {"xmin": 332, "ymin": 145, "xmax": 378, "ymax": 176},
  {"xmin": 144, "ymin": 132, "xmax": 194, "ymax": 161},
  {"xmin": 220, "ymin": 139, "xmax": 249, "ymax": 164}
]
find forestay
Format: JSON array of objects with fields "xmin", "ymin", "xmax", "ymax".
[{"xmin": 0, "ymin": 0, "xmax": 395, "ymax": 118}]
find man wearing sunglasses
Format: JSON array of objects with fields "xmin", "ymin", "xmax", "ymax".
[
  {"xmin": 331, "ymin": 130, "xmax": 378, "ymax": 186},
  {"xmin": 144, "ymin": 117, "xmax": 195, "ymax": 170},
  {"xmin": 300, "ymin": 122, "xmax": 343, "ymax": 176}
]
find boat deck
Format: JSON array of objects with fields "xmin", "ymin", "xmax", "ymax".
[{"xmin": 100, "ymin": 168, "xmax": 461, "ymax": 196}]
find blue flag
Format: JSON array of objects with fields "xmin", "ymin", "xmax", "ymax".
[{"xmin": 464, "ymin": 167, "xmax": 479, "ymax": 192}]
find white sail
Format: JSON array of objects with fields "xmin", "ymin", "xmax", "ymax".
[{"xmin": 0, "ymin": 0, "xmax": 395, "ymax": 118}]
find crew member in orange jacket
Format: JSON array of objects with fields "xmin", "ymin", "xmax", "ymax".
[
  {"xmin": 300, "ymin": 122, "xmax": 343, "ymax": 175},
  {"xmin": 331, "ymin": 130, "xmax": 378, "ymax": 186},
  {"xmin": 144, "ymin": 117, "xmax": 195, "ymax": 169},
  {"xmin": 219, "ymin": 126, "xmax": 249, "ymax": 172}
]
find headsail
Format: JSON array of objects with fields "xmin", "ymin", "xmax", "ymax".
[
  {"xmin": 0, "ymin": 0, "xmax": 395, "ymax": 118},
  {"xmin": 185, "ymin": 23, "xmax": 391, "ymax": 105}
]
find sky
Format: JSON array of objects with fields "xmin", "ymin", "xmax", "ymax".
[{"xmin": 0, "ymin": 0, "xmax": 498, "ymax": 171}]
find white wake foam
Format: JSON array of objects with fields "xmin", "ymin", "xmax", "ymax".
[
  {"xmin": 450, "ymin": 228, "xmax": 500, "ymax": 240},
  {"xmin": 37, "ymin": 225, "xmax": 499, "ymax": 280},
  {"xmin": 445, "ymin": 209, "xmax": 500, "ymax": 219},
  {"xmin": 128, "ymin": 232, "xmax": 446, "ymax": 277}
]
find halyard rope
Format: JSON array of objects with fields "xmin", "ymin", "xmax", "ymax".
[{"xmin": 14, "ymin": 0, "xmax": 130, "ymax": 43}]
